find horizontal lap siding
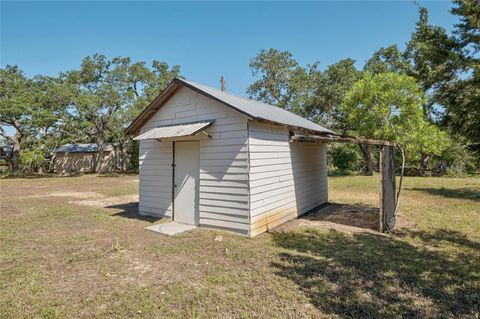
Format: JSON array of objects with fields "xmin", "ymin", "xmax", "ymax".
[
  {"xmin": 139, "ymin": 87, "xmax": 249, "ymax": 235},
  {"xmin": 139, "ymin": 139, "xmax": 173, "ymax": 217},
  {"xmin": 248, "ymin": 122, "xmax": 328, "ymax": 237}
]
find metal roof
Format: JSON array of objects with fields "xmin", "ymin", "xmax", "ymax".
[
  {"xmin": 53, "ymin": 143, "xmax": 114, "ymax": 153},
  {"xmin": 126, "ymin": 78, "xmax": 335, "ymax": 135},
  {"xmin": 133, "ymin": 120, "xmax": 214, "ymax": 141},
  {"xmin": 177, "ymin": 78, "xmax": 335, "ymax": 134}
]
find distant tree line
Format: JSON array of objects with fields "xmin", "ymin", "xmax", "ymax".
[
  {"xmin": 0, "ymin": 0, "xmax": 478, "ymax": 176},
  {"xmin": 0, "ymin": 55, "xmax": 180, "ymax": 173},
  {"xmin": 247, "ymin": 1, "xmax": 479, "ymax": 175}
]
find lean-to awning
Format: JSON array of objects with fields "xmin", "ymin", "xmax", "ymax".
[{"xmin": 133, "ymin": 120, "xmax": 214, "ymax": 141}]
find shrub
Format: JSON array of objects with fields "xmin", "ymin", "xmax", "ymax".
[
  {"xmin": 330, "ymin": 144, "xmax": 363, "ymax": 173},
  {"xmin": 19, "ymin": 149, "xmax": 45, "ymax": 173}
]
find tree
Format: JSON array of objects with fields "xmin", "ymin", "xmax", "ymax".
[
  {"xmin": 440, "ymin": 0, "xmax": 480, "ymax": 157},
  {"xmin": 247, "ymin": 49, "xmax": 361, "ymax": 129},
  {"xmin": 364, "ymin": 45, "xmax": 412, "ymax": 75},
  {"xmin": 29, "ymin": 75, "xmax": 74, "ymax": 152},
  {"xmin": 0, "ymin": 66, "xmax": 36, "ymax": 172},
  {"xmin": 404, "ymin": 6, "xmax": 461, "ymax": 116},
  {"xmin": 0, "ymin": 66, "xmax": 74, "ymax": 173},
  {"xmin": 341, "ymin": 72, "xmax": 447, "ymax": 175},
  {"xmin": 247, "ymin": 48, "xmax": 320, "ymax": 116},
  {"xmin": 440, "ymin": 70, "xmax": 480, "ymax": 156},
  {"xmin": 451, "ymin": 0, "xmax": 480, "ymax": 55},
  {"xmin": 65, "ymin": 54, "xmax": 180, "ymax": 172},
  {"xmin": 405, "ymin": 121, "xmax": 449, "ymax": 173},
  {"xmin": 310, "ymin": 59, "xmax": 362, "ymax": 129}
]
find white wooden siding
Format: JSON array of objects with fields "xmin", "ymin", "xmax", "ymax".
[
  {"xmin": 248, "ymin": 121, "xmax": 328, "ymax": 236},
  {"xmin": 138, "ymin": 87, "xmax": 250, "ymax": 235}
]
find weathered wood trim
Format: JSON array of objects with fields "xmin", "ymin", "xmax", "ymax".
[
  {"xmin": 379, "ymin": 146, "xmax": 384, "ymax": 232},
  {"xmin": 290, "ymin": 134, "xmax": 395, "ymax": 146}
]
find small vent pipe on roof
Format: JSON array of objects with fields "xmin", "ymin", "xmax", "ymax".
[{"xmin": 220, "ymin": 76, "xmax": 225, "ymax": 91}]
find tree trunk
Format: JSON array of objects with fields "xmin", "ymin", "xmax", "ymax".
[
  {"xmin": 117, "ymin": 141, "xmax": 126, "ymax": 171},
  {"xmin": 10, "ymin": 132, "xmax": 21, "ymax": 174},
  {"xmin": 359, "ymin": 144, "xmax": 374, "ymax": 176},
  {"xmin": 420, "ymin": 153, "xmax": 430, "ymax": 176}
]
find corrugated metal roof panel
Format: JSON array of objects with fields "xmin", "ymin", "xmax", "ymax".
[
  {"xmin": 133, "ymin": 120, "xmax": 214, "ymax": 141},
  {"xmin": 178, "ymin": 78, "xmax": 335, "ymax": 135}
]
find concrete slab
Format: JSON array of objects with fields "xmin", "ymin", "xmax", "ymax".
[{"xmin": 145, "ymin": 222, "xmax": 197, "ymax": 236}]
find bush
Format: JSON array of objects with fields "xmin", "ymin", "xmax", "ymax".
[
  {"xmin": 19, "ymin": 149, "xmax": 45, "ymax": 173},
  {"xmin": 434, "ymin": 139, "xmax": 478, "ymax": 176},
  {"xmin": 330, "ymin": 144, "xmax": 363, "ymax": 173}
]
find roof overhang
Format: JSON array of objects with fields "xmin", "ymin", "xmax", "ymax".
[{"xmin": 133, "ymin": 120, "xmax": 214, "ymax": 141}]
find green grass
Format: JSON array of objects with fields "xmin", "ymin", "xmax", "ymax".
[{"xmin": 0, "ymin": 175, "xmax": 479, "ymax": 318}]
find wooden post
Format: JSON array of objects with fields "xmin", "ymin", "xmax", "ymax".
[
  {"xmin": 379, "ymin": 146, "xmax": 385, "ymax": 232},
  {"xmin": 379, "ymin": 145, "xmax": 397, "ymax": 232}
]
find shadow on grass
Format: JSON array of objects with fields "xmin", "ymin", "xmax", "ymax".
[
  {"xmin": 97, "ymin": 172, "xmax": 138, "ymax": 177},
  {"xmin": 107, "ymin": 202, "xmax": 161, "ymax": 223},
  {"xmin": 395, "ymin": 228, "xmax": 480, "ymax": 251},
  {"xmin": 271, "ymin": 229, "xmax": 479, "ymax": 318},
  {"xmin": 410, "ymin": 187, "xmax": 480, "ymax": 202}
]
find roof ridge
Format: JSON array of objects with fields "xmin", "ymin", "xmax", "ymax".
[{"xmin": 179, "ymin": 78, "xmax": 279, "ymax": 110}]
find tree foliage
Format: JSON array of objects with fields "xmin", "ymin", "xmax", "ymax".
[
  {"xmin": 247, "ymin": 49, "xmax": 361, "ymax": 129},
  {"xmin": 0, "ymin": 54, "xmax": 180, "ymax": 174},
  {"xmin": 247, "ymin": 48, "xmax": 320, "ymax": 116},
  {"xmin": 0, "ymin": 66, "xmax": 71, "ymax": 172},
  {"xmin": 364, "ymin": 45, "xmax": 411, "ymax": 75},
  {"xmin": 342, "ymin": 73, "xmax": 425, "ymax": 142},
  {"xmin": 440, "ymin": 0, "xmax": 480, "ymax": 156},
  {"xmin": 64, "ymin": 54, "xmax": 180, "ymax": 172},
  {"xmin": 341, "ymin": 72, "xmax": 448, "ymax": 168},
  {"xmin": 405, "ymin": 7, "xmax": 461, "ymax": 94},
  {"xmin": 1, "ymin": 1, "xmax": 479, "ymax": 175}
]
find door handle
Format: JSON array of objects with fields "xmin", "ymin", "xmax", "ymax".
[{"xmin": 175, "ymin": 184, "xmax": 177, "ymax": 188}]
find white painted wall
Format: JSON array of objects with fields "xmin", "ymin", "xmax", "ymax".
[
  {"xmin": 248, "ymin": 122, "xmax": 328, "ymax": 237},
  {"xmin": 139, "ymin": 87, "xmax": 250, "ymax": 235},
  {"xmin": 138, "ymin": 88, "xmax": 329, "ymax": 237}
]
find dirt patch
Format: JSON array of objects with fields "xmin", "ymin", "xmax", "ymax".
[
  {"xmin": 26, "ymin": 191, "xmax": 105, "ymax": 200},
  {"xmin": 50, "ymin": 191, "xmax": 105, "ymax": 199},
  {"xmin": 22, "ymin": 189, "xmax": 138, "ymax": 211},
  {"xmin": 71, "ymin": 194, "xmax": 138, "ymax": 209},
  {"xmin": 272, "ymin": 203, "xmax": 383, "ymax": 235}
]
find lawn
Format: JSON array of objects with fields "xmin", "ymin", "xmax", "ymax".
[{"xmin": 0, "ymin": 174, "xmax": 479, "ymax": 318}]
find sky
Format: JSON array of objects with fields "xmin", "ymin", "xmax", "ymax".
[{"xmin": 1, "ymin": 1, "xmax": 458, "ymax": 96}]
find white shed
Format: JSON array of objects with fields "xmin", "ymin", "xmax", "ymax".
[{"xmin": 126, "ymin": 78, "xmax": 336, "ymax": 237}]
